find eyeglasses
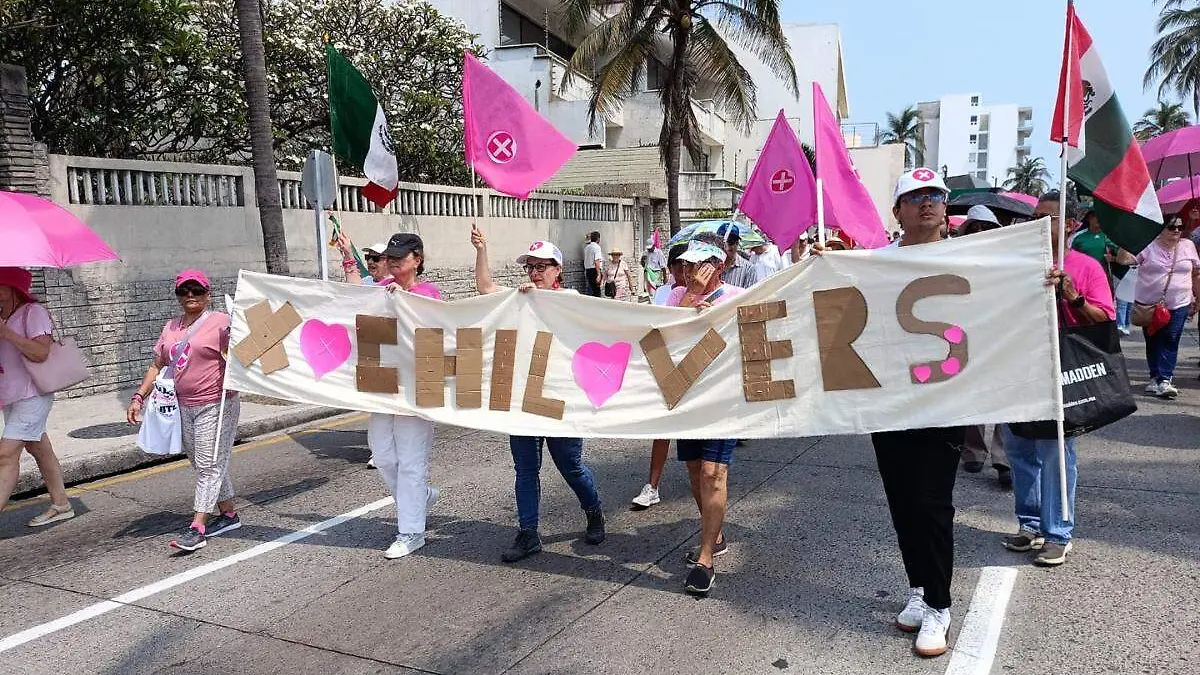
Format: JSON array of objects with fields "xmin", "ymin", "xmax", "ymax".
[
  {"xmin": 175, "ymin": 287, "xmax": 208, "ymax": 298},
  {"xmin": 365, "ymin": 255, "xmax": 382, "ymax": 263},
  {"xmin": 524, "ymin": 263, "xmax": 554, "ymax": 273},
  {"xmin": 1165, "ymin": 224, "xmax": 1185, "ymax": 232},
  {"xmin": 899, "ymin": 192, "xmax": 948, "ymax": 206}
]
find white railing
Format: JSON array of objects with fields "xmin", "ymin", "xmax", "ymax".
[
  {"xmin": 692, "ymin": 99, "xmax": 727, "ymax": 144},
  {"xmin": 52, "ymin": 155, "xmax": 631, "ymax": 223}
]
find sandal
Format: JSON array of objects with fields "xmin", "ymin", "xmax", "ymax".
[{"xmin": 27, "ymin": 503, "xmax": 75, "ymax": 528}]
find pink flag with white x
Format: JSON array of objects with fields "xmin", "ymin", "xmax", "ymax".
[
  {"xmin": 739, "ymin": 110, "xmax": 818, "ymax": 250},
  {"xmin": 462, "ymin": 52, "xmax": 577, "ymax": 199}
]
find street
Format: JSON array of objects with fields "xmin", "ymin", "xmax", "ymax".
[{"xmin": 0, "ymin": 339, "xmax": 1197, "ymax": 675}]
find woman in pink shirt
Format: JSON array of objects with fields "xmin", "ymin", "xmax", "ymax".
[
  {"xmin": 368, "ymin": 233, "xmax": 444, "ymax": 560},
  {"xmin": 0, "ymin": 267, "xmax": 74, "ymax": 528},
  {"xmin": 1134, "ymin": 216, "xmax": 1200, "ymax": 399},
  {"xmin": 127, "ymin": 270, "xmax": 240, "ymax": 552}
]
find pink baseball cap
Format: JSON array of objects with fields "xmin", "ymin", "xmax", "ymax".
[{"xmin": 175, "ymin": 269, "xmax": 211, "ymax": 290}]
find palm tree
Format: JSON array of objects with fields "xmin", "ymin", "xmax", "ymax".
[
  {"xmin": 235, "ymin": 0, "xmax": 289, "ymax": 274},
  {"xmin": 561, "ymin": 1, "xmax": 798, "ymax": 234},
  {"xmin": 879, "ymin": 106, "xmax": 924, "ymax": 169},
  {"xmin": 1133, "ymin": 100, "xmax": 1192, "ymax": 140},
  {"xmin": 1003, "ymin": 157, "xmax": 1050, "ymax": 197},
  {"xmin": 1145, "ymin": 1, "xmax": 1200, "ymax": 118}
]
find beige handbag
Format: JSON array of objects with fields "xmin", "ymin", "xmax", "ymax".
[{"xmin": 19, "ymin": 304, "xmax": 91, "ymax": 394}]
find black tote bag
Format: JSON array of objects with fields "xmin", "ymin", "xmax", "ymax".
[{"xmin": 1010, "ymin": 320, "xmax": 1137, "ymax": 439}]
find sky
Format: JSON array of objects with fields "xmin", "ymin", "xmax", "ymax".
[{"xmin": 782, "ymin": 0, "xmax": 1166, "ymax": 183}]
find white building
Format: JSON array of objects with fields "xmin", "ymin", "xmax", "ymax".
[{"xmin": 917, "ymin": 94, "xmax": 1034, "ymax": 186}]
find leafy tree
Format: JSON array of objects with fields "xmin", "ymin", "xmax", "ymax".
[
  {"xmin": 1003, "ymin": 157, "xmax": 1050, "ymax": 197},
  {"xmin": 561, "ymin": 0, "xmax": 798, "ymax": 234},
  {"xmin": 879, "ymin": 106, "xmax": 924, "ymax": 169},
  {"xmin": 1145, "ymin": 0, "xmax": 1200, "ymax": 117},
  {"xmin": 1133, "ymin": 99, "xmax": 1192, "ymax": 140}
]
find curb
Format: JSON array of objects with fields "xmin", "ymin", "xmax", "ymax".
[{"xmin": 15, "ymin": 405, "xmax": 347, "ymax": 496}]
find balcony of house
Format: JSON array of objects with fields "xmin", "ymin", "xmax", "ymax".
[{"xmin": 841, "ymin": 122, "xmax": 880, "ymax": 148}]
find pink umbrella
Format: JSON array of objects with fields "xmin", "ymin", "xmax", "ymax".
[
  {"xmin": 1000, "ymin": 191, "xmax": 1039, "ymax": 207},
  {"xmin": 1156, "ymin": 175, "xmax": 1200, "ymax": 213},
  {"xmin": 1141, "ymin": 125, "xmax": 1200, "ymax": 180},
  {"xmin": 0, "ymin": 191, "xmax": 120, "ymax": 268}
]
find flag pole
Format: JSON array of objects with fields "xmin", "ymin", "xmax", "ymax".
[
  {"xmin": 816, "ymin": 178, "xmax": 827, "ymax": 246},
  {"xmin": 1054, "ymin": 0, "xmax": 1073, "ymax": 521}
]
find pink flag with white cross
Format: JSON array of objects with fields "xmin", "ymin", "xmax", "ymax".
[{"xmin": 738, "ymin": 110, "xmax": 818, "ymax": 250}]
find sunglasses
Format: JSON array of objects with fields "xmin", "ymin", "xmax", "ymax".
[
  {"xmin": 900, "ymin": 192, "xmax": 948, "ymax": 206},
  {"xmin": 175, "ymin": 286, "xmax": 208, "ymax": 298},
  {"xmin": 365, "ymin": 255, "xmax": 382, "ymax": 263},
  {"xmin": 523, "ymin": 262, "xmax": 555, "ymax": 273},
  {"xmin": 1165, "ymin": 224, "xmax": 1185, "ymax": 232}
]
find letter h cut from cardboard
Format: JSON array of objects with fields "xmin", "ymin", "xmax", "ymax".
[
  {"xmin": 234, "ymin": 301, "xmax": 303, "ymax": 375},
  {"xmin": 737, "ymin": 301, "xmax": 797, "ymax": 402},
  {"xmin": 640, "ymin": 327, "xmax": 728, "ymax": 409},
  {"xmin": 413, "ymin": 327, "xmax": 484, "ymax": 408}
]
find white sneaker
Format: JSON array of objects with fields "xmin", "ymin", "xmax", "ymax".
[
  {"xmin": 631, "ymin": 483, "xmax": 661, "ymax": 508},
  {"xmin": 1145, "ymin": 381, "xmax": 1163, "ymax": 395},
  {"xmin": 1159, "ymin": 379, "xmax": 1179, "ymax": 399},
  {"xmin": 895, "ymin": 587, "xmax": 927, "ymax": 632},
  {"xmin": 384, "ymin": 532, "xmax": 425, "ymax": 559},
  {"xmin": 427, "ymin": 486, "xmax": 440, "ymax": 510},
  {"xmin": 914, "ymin": 607, "xmax": 951, "ymax": 657},
  {"xmin": 366, "ymin": 456, "xmax": 376, "ymax": 469}
]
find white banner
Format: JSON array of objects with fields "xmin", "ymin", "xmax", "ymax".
[{"xmin": 226, "ymin": 220, "xmax": 1060, "ymax": 439}]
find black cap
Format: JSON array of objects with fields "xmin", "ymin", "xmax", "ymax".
[{"xmin": 382, "ymin": 232, "xmax": 423, "ymax": 258}]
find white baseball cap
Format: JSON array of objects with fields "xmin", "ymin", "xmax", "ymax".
[
  {"xmin": 964, "ymin": 205, "xmax": 1000, "ymax": 225},
  {"xmin": 516, "ymin": 240, "xmax": 564, "ymax": 266},
  {"xmin": 362, "ymin": 242, "xmax": 389, "ymax": 255},
  {"xmin": 678, "ymin": 241, "xmax": 728, "ymax": 264},
  {"xmin": 893, "ymin": 167, "xmax": 950, "ymax": 204}
]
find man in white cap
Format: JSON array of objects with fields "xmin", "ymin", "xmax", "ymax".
[
  {"xmin": 872, "ymin": 167, "xmax": 965, "ymax": 658},
  {"xmin": 642, "ymin": 237, "xmax": 668, "ymax": 296}
]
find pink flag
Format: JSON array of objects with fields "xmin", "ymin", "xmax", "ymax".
[
  {"xmin": 462, "ymin": 52, "xmax": 577, "ymax": 199},
  {"xmin": 739, "ymin": 110, "xmax": 817, "ymax": 250},
  {"xmin": 813, "ymin": 83, "xmax": 890, "ymax": 249}
]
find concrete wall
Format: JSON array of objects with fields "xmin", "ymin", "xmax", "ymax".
[
  {"xmin": 431, "ymin": 0, "xmax": 500, "ymax": 46},
  {"xmin": 733, "ymin": 23, "xmax": 846, "ymax": 137},
  {"xmin": 983, "ymin": 103, "xmax": 1019, "ymax": 186},
  {"xmin": 41, "ymin": 154, "xmax": 636, "ymax": 397},
  {"xmin": 542, "ymin": 146, "xmax": 668, "ymax": 198},
  {"xmin": 848, "ymin": 143, "xmax": 906, "ymax": 232}
]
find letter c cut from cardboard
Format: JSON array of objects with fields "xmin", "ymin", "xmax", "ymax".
[
  {"xmin": 234, "ymin": 300, "xmax": 303, "ymax": 375},
  {"xmin": 639, "ymin": 327, "xmax": 727, "ymax": 409},
  {"xmin": 736, "ymin": 301, "xmax": 796, "ymax": 402},
  {"xmin": 896, "ymin": 274, "xmax": 971, "ymax": 385}
]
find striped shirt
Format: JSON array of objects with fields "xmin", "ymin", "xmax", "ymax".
[{"xmin": 721, "ymin": 255, "xmax": 761, "ymax": 288}]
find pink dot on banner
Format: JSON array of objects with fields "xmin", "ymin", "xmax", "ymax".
[
  {"xmin": 941, "ymin": 357, "xmax": 961, "ymax": 376},
  {"xmin": 943, "ymin": 325, "xmax": 964, "ymax": 344},
  {"xmin": 912, "ymin": 365, "xmax": 933, "ymax": 383}
]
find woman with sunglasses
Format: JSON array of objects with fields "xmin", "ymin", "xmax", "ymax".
[
  {"xmin": 127, "ymin": 270, "xmax": 241, "ymax": 552},
  {"xmin": 1134, "ymin": 215, "xmax": 1200, "ymax": 399},
  {"xmin": 470, "ymin": 224, "xmax": 605, "ymax": 563},
  {"xmin": 335, "ymin": 233, "xmax": 390, "ymax": 286}
]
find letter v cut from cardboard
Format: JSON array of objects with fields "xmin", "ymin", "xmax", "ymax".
[{"xmin": 639, "ymin": 328, "xmax": 727, "ymax": 409}]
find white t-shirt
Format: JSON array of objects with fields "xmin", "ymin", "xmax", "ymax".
[
  {"xmin": 644, "ymin": 248, "xmax": 667, "ymax": 270},
  {"xmin": 583, "ymin": 242, "xmax": 603, "ymax": 271},
  {"xmin": 652, "ymin": 284, "xmax": 675, "ymax": 306}
]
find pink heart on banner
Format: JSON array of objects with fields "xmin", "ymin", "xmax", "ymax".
[
  {"xmin": 940, "ymin": 357, "xmax": 961, "ymax": 376},
  {"xmin": 299, "ymin": 320, "xmax": 351, "ymax": 380},
  {"xmin": 912, "ymin": 365, "xmax": 933, "ymax": 383},
  {"xmin": 943, "ymin": 325, "xmax": 964, "ymax": 344},
  {"xmin": 572, "ymin": 342, "xmax": 632, "ymax": 408}
]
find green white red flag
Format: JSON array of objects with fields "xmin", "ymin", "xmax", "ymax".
[
  {"xmin": 1051, "ymin": 2, "xmax": 1163, "ymax": 253},
  {"xmin": 327, "ymin": 45, "xmax": 399, "ymax": 207}
]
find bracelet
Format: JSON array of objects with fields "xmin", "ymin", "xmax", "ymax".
[
  {"xmin": 131, "ymin": 393, "xmax": 145, "ymax": 405},
  {"xmin": 341, "ymin": 259, "xmax": 356, "ymax": 270}
]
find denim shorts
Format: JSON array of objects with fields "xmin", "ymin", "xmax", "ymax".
[{"xmin": 676, "ymin": 438, "xmax": 736, "ymax": 465}]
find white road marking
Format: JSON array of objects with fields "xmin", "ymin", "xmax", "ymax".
[
  {"xmin": 945, "ymin": 566, "xmax": 1019, "ymax": 675},
  {"xmin": 0, "ymin": 497, "xmax": 394, "ymax": 654}
]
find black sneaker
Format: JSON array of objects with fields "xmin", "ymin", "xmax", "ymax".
[
  {"xmin": 171, "ymin": 527, "xmax": 207, "ymax": 552},
  {"xmin": 206, "ymin": 513, "xmax": 242, "ymax": 538},
  {"xmin": 684, "ymin": 564, "xmax": 715, "ymax": 596},
  {"xmin": 584, "ymin": 508, "xmax": 605, "ymax": 545},
  {"xmin": 685, "ymin": 538, "xmax": 729, "ymax": 566},
  {"xmin": 1002, "ymin": 529, "xmax": 1045, "ymax": 552},
  {"xmin": 996, "ymin": 466, "xmax": 1013, "ymax": 489},
  {"xmin": 501, "ymin": 528, "xmax": 542, "ymax": 563}
]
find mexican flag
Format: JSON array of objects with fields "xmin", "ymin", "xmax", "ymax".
[
  {"xmin": 326, "ymin": 45, "xmax": 398, "ymax": 207},
  {"xmin": 1051, "ymin": 2, "xmax": 1163, "ymax": 253}
]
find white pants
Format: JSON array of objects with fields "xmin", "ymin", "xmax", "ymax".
[{"xmin": 368, "ymin": 412, "xmax": 434, "ymax": 534}]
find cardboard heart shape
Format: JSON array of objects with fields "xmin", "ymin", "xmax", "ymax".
[
  {"xmin": 300, "ymin": 320, "xmax": 351, "ymax": 380},
  {"xmin": 912, "ymin": 365, "xmax": 933, "ymax": 383},
  {"xmin": 940, "ymin": 357, "xmax": 961, "ymax": 376},
  {"xmin": 943, "ymin": 325, "xmax": 964, "ymax": 344},
  {"xmin": 572, "ymin": 342, "xmax": 632, "ymax": 408}
]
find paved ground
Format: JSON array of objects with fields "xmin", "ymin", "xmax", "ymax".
[{"xmin": 0, "ymin": 334, "xmax": 1197, "ymax": 675}]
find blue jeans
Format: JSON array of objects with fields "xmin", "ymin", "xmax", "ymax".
[
  {"xmin": 1143, "ymin": 306, "xmax": 1191, "ymax": 382},
  {"xmin": 509, "ymin": 436, "xmax": 601, "ymax": 531},
  {"xmin": 1001, "ymin": 425, "xmax": 1077, "ymax": 545},
  {"xmin": 1115, "ymin": 299, "xmax": 1132, "ymax": 330}
]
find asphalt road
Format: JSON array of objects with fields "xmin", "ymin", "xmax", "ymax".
[{"xmin": 0, "ymin": 337, "xmax": 1197, "ymax": 675}]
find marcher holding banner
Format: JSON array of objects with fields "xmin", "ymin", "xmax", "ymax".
[
  {"xmin": 1001, "ymin": 192, "xmax": 1115, "ymax": 568},
  {"xmin": 871, "ymin": 169, "xmax": 964, "ymax": 658},
  {"xmin": 471, "ymin": 226, "xmax": 606, "ymax": 562}
]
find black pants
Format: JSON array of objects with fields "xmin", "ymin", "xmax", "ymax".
[
  {"xmin": 585, "ymin": 268, "xmax": 602, "ymax": 297},
  {"xmin": 871, "ymin": 427, "xmax": 964, "ymax": 610}
]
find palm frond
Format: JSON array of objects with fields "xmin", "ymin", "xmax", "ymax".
[
  {"xmin": 706, "ymin": 1, "xmax": 798, "ymax": 100},
  {"xmin": 687, "ymin": 17, "xmax": 757, "ymax": 132}
]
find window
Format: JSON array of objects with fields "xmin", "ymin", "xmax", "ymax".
[
  {"xmin": 969, "ymin": 134, "xmax": 977, "ymax": 143},
  {"xmin": 976, "ymin": 170, "xmax": 988, "ymax": 180},
  {"xmin": 646, "ymin": 58, "xmax": 668, "ymax": 91},
  {"xmin": 977, "ymin": 152, "xmax": 988, "ymax": 167},
  {"xmin": 499, "ymin": 3, "xmax": 575, "ymax": 61},
  {"xmin": 970, "ymin": 95, "xmax": 980, "ymax": 106},
  {"xmin": 977, "ymin": 134, "xmax": 989, "ymax": 150},
  {"xmin": 968, "ymin": 152, "xmax": 977, "ymax": 163},
  {"xmin": 970, "ymin": 115, "xmax": 978, "ymax": 124}
]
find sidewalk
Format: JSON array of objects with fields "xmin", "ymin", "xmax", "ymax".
[{"xmin": 14, "ymin": 389, "xmax": 343, "ymax": 495}]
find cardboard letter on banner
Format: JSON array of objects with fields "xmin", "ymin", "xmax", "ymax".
[
  {"xmin": 234, "ymin": 301, "xmax": 302, "ymax": 375},
  {"xmin": 223, "ymin": 221, "xmax": 1062, "ymax": 439}
]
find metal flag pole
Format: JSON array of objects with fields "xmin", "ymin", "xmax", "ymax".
[
  {"xmin": 816, "ymin": 178, "xmax": 827, "ymax": 246},
  {"xmin": 208, "ymin": 293, "xmax": 237, "ymax": 516},
  {"xmin": 1054, "ymin": 0, "xmax": 1073, "ymax": 520}
]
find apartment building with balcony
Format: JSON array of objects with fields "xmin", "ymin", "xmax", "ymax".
[{"xmin": 917, "ymin": 94, "xmax": 1034, "ymax": 187}]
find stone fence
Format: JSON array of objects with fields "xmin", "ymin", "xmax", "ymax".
[{"xmin": 41, "ymin": 155, "xmax": 645, "ymax": 397}]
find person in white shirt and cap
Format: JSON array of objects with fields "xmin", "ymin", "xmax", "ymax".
[
  {"xmin": 959, "ymin": 205, "xmax": 1002, "ymax": 237},
  {"xmin": 643, "ymin": 238, "xmax": 668, "ymax": 296}
]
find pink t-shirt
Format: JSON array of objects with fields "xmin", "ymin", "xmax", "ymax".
[
  {"xmin": 378, "ymin": 279, "xmax": 443, "ymax": 301},
  {"xmin": 0, "ymin": 303, "xmax": 54, "ymax": 406},
  {"xmin": 154, "ymin": 312, "xmax": 231, "ymax": 407},
  {"xmin": 1062, "ymin": 249, "xmax": 1116, "ymax": 326},
  {"xmin": 1135, "ymin": 238, "xmax": 1200, "ymax": 310},
  {"xmin": 667, "ymin": 283, "xmax": 746, "ymax": 308}
]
